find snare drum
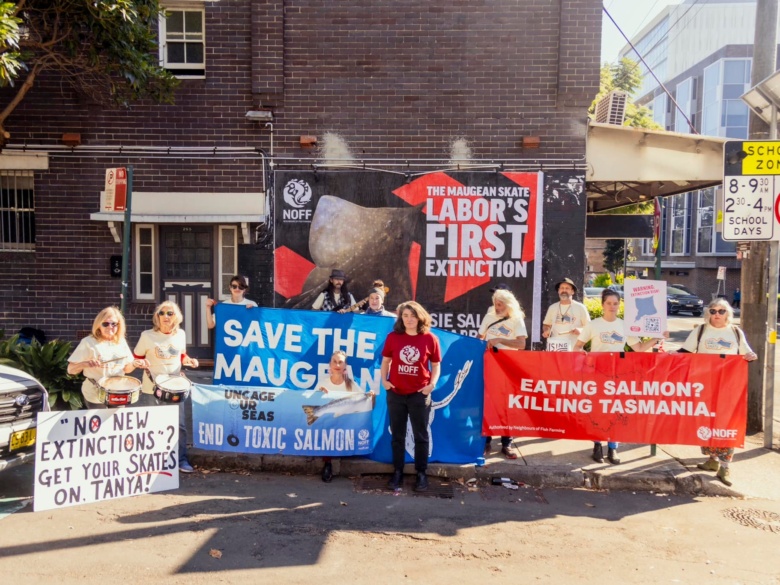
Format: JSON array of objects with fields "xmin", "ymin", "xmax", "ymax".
[
  {"xmin": 153, "ymin": 374, "xmax": 192, "ymax": 403},
  {"xmin": 97, "ymin": 376, "xmax": 142, "ymax": 407}
]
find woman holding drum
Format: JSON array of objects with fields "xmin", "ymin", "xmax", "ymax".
[
  {"xmin": 133, "ymin": 300, "xmax": 199, "ymax": 473},
  {"xmin": 68, "ymin": 306, "xmax": 145, "ymax": 409}
]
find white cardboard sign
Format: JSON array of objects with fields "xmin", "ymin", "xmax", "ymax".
[
  {"xmin": 34, "ymin": 406, "xmax": 179, "ymax": 511},
  {"xmin": 624, "ymin": 280, "xmax": 667, "ymax": 338}
]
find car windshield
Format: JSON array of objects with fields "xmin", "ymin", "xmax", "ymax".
[{"xmin": 667, "ymin": 286, "xmax": 691, "ymax": 295}]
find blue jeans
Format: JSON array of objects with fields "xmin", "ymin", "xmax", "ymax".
[
  {"xmin": 595, "ymin": 441, "xmax": 619, "ymax": 449},
  {"xmin": 386, "ymin": 390, "xmax": 431, "ymax": 472}
]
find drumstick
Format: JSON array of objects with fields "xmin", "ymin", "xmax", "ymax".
[{"xmin": 100, "ymin": 356, "xmax": 130, "ymax": 364}]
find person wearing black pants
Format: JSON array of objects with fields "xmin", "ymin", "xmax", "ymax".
[{"xmin": 380, "ymin": 301, "xmax": 441, "ymax": 492}]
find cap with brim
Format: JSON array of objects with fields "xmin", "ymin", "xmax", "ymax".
[
  {"xmin": 555, "ymin": 277, "xmax": 577, "ymax": 293},
  {"xmin": 329, "ymin": 269, "xmax": 347, "ymax": 280}
]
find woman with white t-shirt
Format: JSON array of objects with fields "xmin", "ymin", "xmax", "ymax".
[
  {"xmin": 679, "ymin": 298, "xmax": 756, "ymax": 487},
  {"xmin": 205, "ymin": 274, "xmax": 258, "ymax": 329},
  {"xmin": 133, "ymin": 300, "xmax": 199, "ymax": 473},
  {"xmin": 68, "ymin": 306, "xmax": 145, "ymax": 409},
  {"xmin": 479, "ymin": 287, "xmax": 527, "ymax": 459},
  {"xmin": 574, "ymin": 289, "xmax": 665, "ymax": 465},
  {"xmin": 318, "ymin": 350, "xmax": 357, "ymax": 483}
]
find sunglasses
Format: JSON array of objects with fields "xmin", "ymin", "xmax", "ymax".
[
  {"xmin": 709, "ymin": 309, "xmax": 727, "ymax": 315},
  {"xmin": 101, "ymin": 322, "xmax": 118, "ymax": 328},
  {"xmin": 230, "ymin": 284, "xmax": 246, "ymax": 290},
  {"xmin": 158, "ymin": 310, "xmax": 175, "ymax": 317}
]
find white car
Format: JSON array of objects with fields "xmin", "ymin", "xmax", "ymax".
[{"xmin": 0, "ymin": 365, "xmax": 49, "ymax": 472}]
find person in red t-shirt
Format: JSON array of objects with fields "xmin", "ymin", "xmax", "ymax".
[{"xmin": 380, "ymin": 301, "xmax": 441, "ymax": 493}]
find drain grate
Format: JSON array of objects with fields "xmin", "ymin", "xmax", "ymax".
[
  {"xmin": 722, "ymin": 508, "xmax": 780, "ymax": 533},
  {"xmin": 356, "ymin": 474, "xmax": 454, "ymax": 498}
]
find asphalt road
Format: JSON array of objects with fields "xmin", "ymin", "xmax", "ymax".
[{"xmin": 1, "ymin": 463, "xmax": 779, "ymax": 584}]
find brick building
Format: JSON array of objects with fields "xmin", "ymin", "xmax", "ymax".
[{"xmin": 0, "ymin": 0, "xmax": 601, "ymax": 358}]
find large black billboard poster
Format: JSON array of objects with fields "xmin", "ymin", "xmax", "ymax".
[{"xmin": 273, "ymin": 170, "xmax": 544, "ymax": 339}]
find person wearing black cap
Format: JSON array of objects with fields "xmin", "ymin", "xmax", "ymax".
[
  {"xmin": 479, "ymin": 284, "xmax": 527, "ymax": 459},
  {"xmin": 542, "ymin": 277, "xmax": 590, "ymax": 351},
  {"xmin": 312, "ymin": 269, "xmax": 356, "ymax": 313}
]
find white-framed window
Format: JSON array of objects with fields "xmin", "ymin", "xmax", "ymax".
[
  {"xmin": 159, "ymin": 4, "xmax": 205, "ymax": 78},
  {"xmin": 669, "ymin": 193, "xmax": 691, "ymax": 255},
  {"xmin": 134, "ymin": 224, "xmax": 157, "ymax": 300},
  {"xmin": 0, "ymin": 171, "xmax": 35, "ymax": 251},
  {"xmin": 696, "ymin": 187, "xmax": 737, "ymax": 255},
  {"xmin": 218, "ymin": 226, "xmax": 238, "ymax": 300}
]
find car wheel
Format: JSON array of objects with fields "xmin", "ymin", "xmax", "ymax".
[{"xmin": 692, "ymin": 311, "xmax": 702, "ymax": 317}]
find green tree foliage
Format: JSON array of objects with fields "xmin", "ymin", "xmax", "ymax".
[
  {"xmin": 0, "ymin": 0, "xmax": 179, "ymax": 141},
  {"xmin": 590, "ymin": 58, "xmax": 661, "ymax": 130},
  {"xmin": 603, "ymin": 239, "xmax": 628, "ymax": 274},
  {"xmin": 593, "ymin": 273, "xmax": 613, "ymax": 288}
]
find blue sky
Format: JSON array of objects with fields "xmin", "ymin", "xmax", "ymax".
[{"xmin": 601, "ymin": 0, "xmax": 685, "ymax": 63}]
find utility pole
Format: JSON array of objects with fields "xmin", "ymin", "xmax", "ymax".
[{"xmin": 742, "ymin": 0, "xmax": 778, "ymax": 433}]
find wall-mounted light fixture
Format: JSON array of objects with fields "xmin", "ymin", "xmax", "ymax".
[
  {"xmin": 61, "ymin": 133, "xmax": 81, "ymax": 147},
  {"xmin": 245, "ymin": 110, "xmax": 273, "ymax": 122},
  {"xmin": 520, "ymin": 136, "xmax": 541, "ymax": 149},
  {"xmin": 300, "ymin": 135, "xmax": 317, "ymax": 148}
]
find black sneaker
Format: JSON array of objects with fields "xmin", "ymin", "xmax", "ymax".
[
  {"xmin": 591, "ymin": 443, "xmax": 604, "ymax": 463},
  {"xmin": 387, "ymin": 470, "xmax": 403, "ymax": 490},
  {"xmin": 414, "ymin": 472, "xmax": 429, "ymax": 492},
  {"xmin": 607, "ymin": 448, "xmax": 621, "ymax": 465},
  {"xmin": 321, "ymin": 462, "xmax": 333, "ymax": 483}
]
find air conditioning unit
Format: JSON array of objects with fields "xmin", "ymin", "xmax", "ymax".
[{"xmin": 595, "ymin": 90, "xmax": 628, "ymax": 125}]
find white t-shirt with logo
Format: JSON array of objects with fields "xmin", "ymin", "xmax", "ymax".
[
  {"xmin": 577, "ymin": 317, "xmax": 640, "ymax": 353},
  {"xmin": 682, "ymin": 325, "xmax": 752, "ymax": 355},
  {"xmin": 133, "ymin": 329, "xmax": 187, "ymax": 393},
  {"xmin": 69, "ymin": 336, "xmax": 134, "ymax": 404},
  {"xmin": 544, "ymin": 301, "xmax": 590, "ymax": 349},
  {"xmin": 479, "ymin": 313, "xmax": 527, "ymax": 350}
]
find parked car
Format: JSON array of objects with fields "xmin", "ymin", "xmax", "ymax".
[
  {"xmin": 0, "ymin": 365, "xmax": 49, "ymax": 473},
  {"xmin": 607, "ymin": 284, "xmax": 624, "ymax": 298},
  {"xmin": 670, "ymin": 284, "xmax": 695, "ymax": 295},
  {"xmin": 584, "ymin": 287, "xmax": 606, "ymax": 299},
  {"xmin": 667, "ymin": 286, "xmax": 704, "ymax": 316}
]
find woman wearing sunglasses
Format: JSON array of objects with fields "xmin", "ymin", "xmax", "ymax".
[
  {"xmin": 679, "ymin": 298, "xmax": 756, "ymax": 487},
  {"xmin": 68, "ymin": 306, "xmax": 145, "ymax": 409},
  {"xmin": 205, "ymin": 275, "xmax": 257, "ymax": 329},
  {"xmin": 133, "ymin": 300, "xmax": 199, "ymax": 472}
]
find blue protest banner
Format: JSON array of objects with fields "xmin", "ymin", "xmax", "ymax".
[{"xmin": 198, "ymin": 305, "xmax": 484, "ymax": 463}]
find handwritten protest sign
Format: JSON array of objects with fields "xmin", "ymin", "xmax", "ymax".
[{"xmin": 34, "ymin": 406, "xmax": 179, "ymax": 512}]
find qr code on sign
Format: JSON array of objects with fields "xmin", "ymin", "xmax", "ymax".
[{"xmin": 644, "ymin": 317, "xmax": 661, "ymax": 333}]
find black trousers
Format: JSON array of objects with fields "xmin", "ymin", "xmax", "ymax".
[{"xmin": 386, "ymin": 390, "xmax": 431, "ymax": 472}]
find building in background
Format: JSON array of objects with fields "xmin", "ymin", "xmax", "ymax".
[
  {"xmin": 0, "ymin": 1, "xmax": 601, "ymax": 357},
  {"xmin": 620, "ymin": 0, "xmax": 774, "ymax": 300}
]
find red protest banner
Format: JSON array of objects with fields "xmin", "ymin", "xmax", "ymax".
[{"xmin": 483, "ymin": 351, "xmax": 747, "ymax": 448}]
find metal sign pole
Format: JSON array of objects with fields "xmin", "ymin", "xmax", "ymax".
[
  {"xmin": 765, "ymin": 106, "xmax": 777, "ymax": 449},
  {"xmin": 120, "ymin": 166, "xmax": 133, "ymax": 315}
]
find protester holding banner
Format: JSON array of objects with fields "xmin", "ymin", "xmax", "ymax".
[
  {"xmin": 312, "ymin": 269, "xmax": 356, "ymax": 313},
  {"xmin": 574, "ymin": 289, "xmax": 664, "ymax": 464},
  {"xmin": 319, "ymin": 350, "xmax": 356, "ymax": 482},
  {"xmin": 381, "ymin": 301, "xmax": 441, "ymax": 492},
  {"xmin": 679, "ymin": 298, "xmax": 756, "ymax": 486},
  {"xmin": 205, "ymin": 274, "xmax": 258, "ymax": 329},
  {"xmin": 133, "ymin": 301, "xmax": 199, "ymax": 473},
  {"xmin": 542, "ymin": 277, "xmax": 590, "ymax": 351},
  {"xmin": 479, "ymin": 285, "xmax": 527, "ymax": 459},
  {"xmin": 67, "ymin": 306, "xmax": 145, "ymax": 409}
]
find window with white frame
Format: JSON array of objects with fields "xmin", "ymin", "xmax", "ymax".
[
  {"xmin": 0, "ymin": 171, "xmax": 35, "ymax": 251},
  {"xmin": 669, "ymin": 193, "xmax": 691, "ymax": 255},
  {"xmin": 134, "ymin": 224, "xmax": 157, "ymax": 300},
  {"xmin": 218, "ymin": 226, "xmax": 238, "ymax": 300},
  {"xmin": 696, "ymin": 187, "xmax": 737, "ymax": 255},
  {"xmin": 160, "ymin": 4, "xmax": 205, "ymax": 78}
]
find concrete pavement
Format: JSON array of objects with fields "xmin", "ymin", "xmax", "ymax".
[{"xmin": 187, "ymin": 312, "xmax": 780, "ymax": 501}]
